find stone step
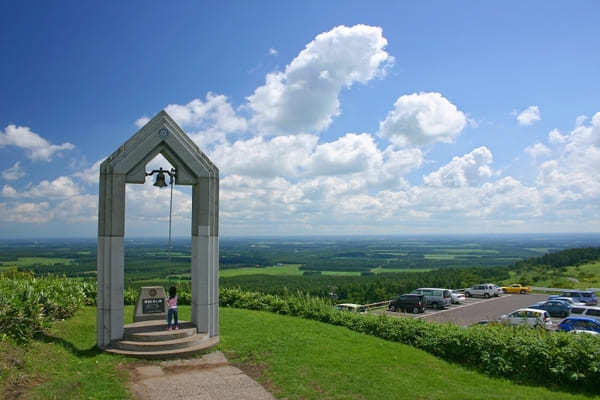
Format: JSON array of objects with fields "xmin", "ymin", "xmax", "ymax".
[
  {"xmin": 123, "ymin": 320, "xmax": 197, "ymax": 342},
  {"xmin": 114, "ymin": 333, "xmax": 209, "ymax": 352},
  {"xmin": 106, "ymin": 336, "xmax": 220, "ymax": 360}
]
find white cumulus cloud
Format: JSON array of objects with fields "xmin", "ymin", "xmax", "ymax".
[
  {"xmin": 424, "ymin": 146, "xmax": 493, "ymax": 187},
  {"xmin": 525, "ymin": 142, "xmax": 551, "ymax": 159},
  {"xmin": 378, "ymin": 92, "xmax": 467, "ymax": 147},
  {"xmin": 516, "ymin": 105, "xmax": 541, "ymax": 126},
  {"xmin": 248, "ymin": 24, "xmax": 393, "ymax": 135},
  {"xmin": 0, "ymin": 125, "xmax": 74, "ymax": 161},
  {"xmin": 165, "ymin": 93, "xmax": 247, "ymax": 148},
  {"xmin": 2, "ymin": 161, "xmax": 25, "ymax": 181},
  {"xmin": 135, "ymin": 116, "xmax": 150, "ymax": 128}
]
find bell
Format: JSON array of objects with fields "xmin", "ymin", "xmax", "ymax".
[{"xmin": 153, "ymin": 170, "xmax": 168, "ymax": 188}]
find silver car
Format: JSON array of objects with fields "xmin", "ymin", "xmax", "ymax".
[
  {"xmin": 500, "ymin": 308, "xmax": 553, "ymax": 329},
  {"xmin": 412, "ymin": 288, "xmax": 452, "ymax": 309}
]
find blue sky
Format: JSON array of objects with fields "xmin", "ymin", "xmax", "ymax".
[{"xmin": 1, "ymin": 1, "xmax": 599, "ymax": 238}]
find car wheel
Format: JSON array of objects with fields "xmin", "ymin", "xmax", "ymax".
[
  {"xmin": 465, "ymin": 292, "xmax": 471, "ymax": 298},
  {"xmin": 412, "ymin": 307, "xmax": 419, "ymax": 314},
  {"xmin": 520, "ymin": 290, "xmax": 526, "ymax": 294},
  {"xmin": 484, "ymin": 293, "xmax": 490, "ymax": 298},
  {"xmin": 432, "ymin": 302, "xmax": 439, "ymax": 310}
]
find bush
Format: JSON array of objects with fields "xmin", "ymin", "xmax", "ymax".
[
  {"xmin": 219, "ymin": 288, "xmax": 600, "ymax": 391},
  {"xmin": 0, "ymin": 271, "xmax": 91, "ymax": 342}
]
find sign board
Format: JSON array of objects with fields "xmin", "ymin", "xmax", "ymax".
[
  {"xmin": 134, "ymin": 286, "xmax": 167, "ymax": 322},
  {"xmin": 142, "ymin": 298, "xmax": 165, "ymax": 314}
]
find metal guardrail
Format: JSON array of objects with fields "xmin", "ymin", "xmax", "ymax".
[
  {"xmin": 531, "ymin": 286, "xmax": 600, "ymax": 293},
  {"xmin": 363, "ymin": 300, "xmax": 391, "ymax": 310}
]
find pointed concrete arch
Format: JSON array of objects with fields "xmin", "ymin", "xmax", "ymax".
[{"xmin": 97, "ymin": 110, "xmax": 219, "ymax": 349}]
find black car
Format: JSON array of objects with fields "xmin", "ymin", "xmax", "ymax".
[{"xmin": 388, "ymin": 294, "xmax": 425, "ymax": 314}]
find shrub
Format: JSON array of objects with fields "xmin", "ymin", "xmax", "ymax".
[
  {"xmin": 220, "ymin": 288, "xmax": 600, "ymax": 391},
  {"xmin": 0, "ymin": 272, "xmax": 89, "ymax": 342}
]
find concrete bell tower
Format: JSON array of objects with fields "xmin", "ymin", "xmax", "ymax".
[{"xmin": 96, "ymin": 110, "xmax": 219, "ymax": 349}]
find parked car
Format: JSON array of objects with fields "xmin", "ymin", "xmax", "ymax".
[
  {"xmin": 547, "ymin": 295, "xmax": 586, "ymax": 306},
  {"xmin": 530, "ymin": 300, "xmax": 571, "ymax": 317},
  {"xmin": 411, "ymin": 288, "xmax": 452, "ymax": 309},
  {"xmin": 335, "ymin": 303, "xmax": 366, "ymax": 313},
  {"xmin": 560, "ymin": 290, "xmax": 598, "ymax": 306},
  {"xmin": 465, "ymin": 284, "xmax": 497, "ymax": 298},
  {"xmin": 492, "ymin": 284, "xmax": 503, "ymax": 296},
  {"xmin": 501, "ymin": 284, "xmax": 531, "ymax": 294},
  {"xmin": 557, "ymin": 316, "xmax": 600, "ymax": 334},
  {"xmin": 388, "ymin": 294, "xmax": 425, "ymax": 313},
  {"xmin": 500, "ymin": 308, "xmax": 552, "ymax": 329},
  {"xmin": 569, "ymin": 306, "xmax": 600, "ymax": 321},
  {"xmin": 449, "ymin": 290, "xmax": 466, "ymax": 304}
]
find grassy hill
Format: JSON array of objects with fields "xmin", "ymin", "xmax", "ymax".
[{"xmin": 1, "ymin": 306, "xmax": 597, "ymax": 399}]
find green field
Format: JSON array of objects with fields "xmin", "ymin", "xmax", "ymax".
[
  {"xmin": 501, "ymin": 260, "xmax": 600, "ymax": 289},
  {"xmin": 2, "ymin": 306, "xmax": 595, "ymax": 399},
  {"xmin": 0, "ymin": 257, "xmax": 73, "ymax": 267},
  {"xmin": 219, "ymin": 264, "xmax": 430, "ymax": 278},
  {"xmin": 220, "ymin": 264, "xmax": 303, "ymax": 277}
]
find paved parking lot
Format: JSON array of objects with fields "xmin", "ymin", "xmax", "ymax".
[{"xmin": 379, "ymin": 293, "xmax": 562, "ymax": 326}]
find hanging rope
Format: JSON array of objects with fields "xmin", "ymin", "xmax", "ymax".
[{"xmin": 168, "ymin": 170, "xmax": 174, "ymax": 268}]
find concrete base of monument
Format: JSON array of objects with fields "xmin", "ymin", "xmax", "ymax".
[{"xmin": 105, "ymin": 320, "xmax": 219, "ymax": 359}]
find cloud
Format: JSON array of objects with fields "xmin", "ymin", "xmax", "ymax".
[
  {"xmin": 210, "ymin": 134, "xmax": 318, "ymax": 177},
  {"xmin": 0, "ymin": 125, "xmax": 74, "ymax": 161},
  {"xmin": 378, "ymin": 92, "xmax": 467, "ymax": 147},
  {"xmin": 135, "ymin": 117, "xmax": 150, "ymax": 128},
  {"xmin": 164, "ymin": 93, "xmax": 247, "ymax": 148},
  {"xmin": 548, "ymin": 129, "xmax": 567, "ymax": 144},
  {"xmin": 304, "ymin": 133, "xmax": 381, "ymax": 177},
  {"xmin": 535, "ymin": 111, "xmax": 600, "ymax": 205},
  {"xmin": 1, "ymin": 161, "xmax": 25, "ymax": 180},
  {"xmin": 247, "ymin": 24, "xmax": 393, "ymax": 135},
  {"xmin": 4, "ymin": 176, "xmax": 81, "ymax": 199},
  {"xmin": 268, "ymin": 48, "xmax": 278, "ymax": 56},
  {"xmin": 166, "ymin": 93, "xmax": 246, "ymax": 132},
  {"xmin": 73, "ymin": 158, "xmax": 105, "ymax": 185},
  {"xmin": 424, "ymin": 146, "xmax": 493, "ymax": 187},
  {"xmin": 1, "ymin": 185, "xmax": 18, "ymax": 198},
  {"xmin": 0, "ymin": 201, "xmax": 51, "ymax": 223},
  {"xmin": 516, "ymin": 105, "xmax": 541, "ymax": 126},
  {"xmin": 524, "ymin": 142, "xmax": 551, "ymax": 159}
]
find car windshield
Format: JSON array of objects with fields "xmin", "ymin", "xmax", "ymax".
[{"xmin": 583, "ymin": 293, "xmax": 592, "ymax": 297}]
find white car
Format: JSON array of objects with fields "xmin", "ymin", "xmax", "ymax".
[
  {"xmin": 465, "ymin": 284, "xmax": 497, "ymax": 298},
  {"xmin": 500, "ymin": 308, "xmax": 553, "ymax": 329},
  {"xmin": 569, "ymin": 329, "xmax": 600, "ymax": 335},
  {"xmin": 450, "ymin": 290, "xmax": 466, "ymax": 304}
]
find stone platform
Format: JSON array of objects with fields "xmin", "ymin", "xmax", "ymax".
[{"xmin": 106, "ymin": 320, "xmax": 218, "ymax": 359}]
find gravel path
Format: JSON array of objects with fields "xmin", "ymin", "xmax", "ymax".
[{"xmin": 130, "ymin": 351, "xmax": 275, "ymax": 400}]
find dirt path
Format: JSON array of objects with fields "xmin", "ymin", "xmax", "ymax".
[{"xmin": 129, "ymin": 351, "xmax": 275, "ymax": 400}]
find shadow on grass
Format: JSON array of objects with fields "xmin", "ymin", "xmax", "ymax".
[{"xmin": 36, "ymin": 333, "xmax": 102, "ymax": 358}]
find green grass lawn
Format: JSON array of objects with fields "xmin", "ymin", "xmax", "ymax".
[{"xmin": 2, "ymin": 306, "xmax": 598, "ymax": 399}]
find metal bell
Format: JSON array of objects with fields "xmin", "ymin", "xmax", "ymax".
[{"xmin": 153, "ymin": 169, "xmax": 168, "ymax": 188}]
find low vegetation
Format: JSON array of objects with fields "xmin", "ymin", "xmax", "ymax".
[{"xmin": 0, "ymin": 270, "xmax": 93, "ymax": 342}]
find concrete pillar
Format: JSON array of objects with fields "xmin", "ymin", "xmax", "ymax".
[
  {"xmin": 191, "ymin": 177, "xmax": 219, "ymax": 336},
  {"xmin": 97, "ymin": 171, "xmax": 126, "ymax": 349}
]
